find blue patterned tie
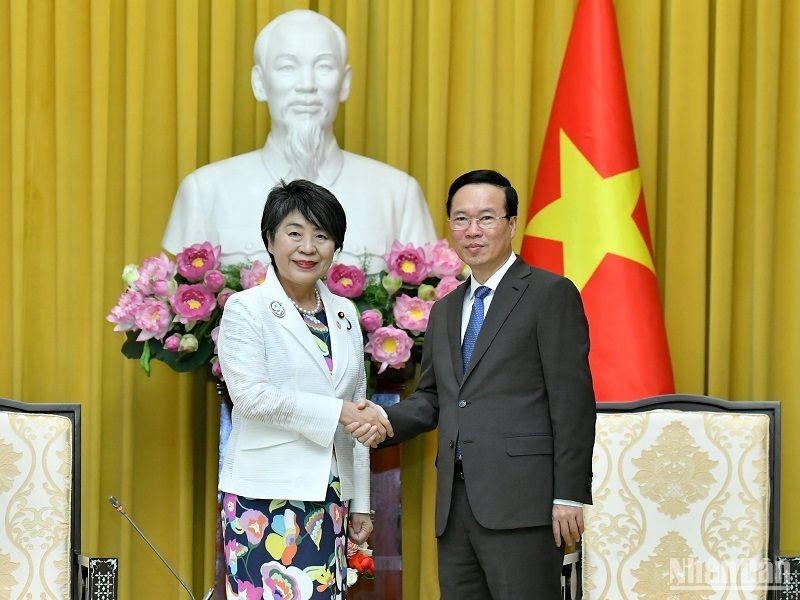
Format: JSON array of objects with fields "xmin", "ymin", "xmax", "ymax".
[
  {"xmin": 456, "ymin": 285, "xmax": 492, "ymax": 462},
  {"xmin": 462, "ymin": 286, "xmax": 491, "ymax": 372}
]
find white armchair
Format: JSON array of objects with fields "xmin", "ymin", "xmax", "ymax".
[
  {"xmin": 582, "ymin": 395, "xmax": 780, "ymax": 600},
  {"xmin": 0, "ymin": 397, "xmax": 81, "ymax": 599}
]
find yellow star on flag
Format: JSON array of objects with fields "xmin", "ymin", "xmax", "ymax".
[{"xmin": 526, "ymin": 130, "xmax": 654, "ymax": 290}]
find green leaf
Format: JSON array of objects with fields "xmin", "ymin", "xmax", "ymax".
[
  {"xmin": 149, "ymin": 338, "xmax": 215, "ymax": 373},
  {"xmin": 121, "ymin": 332, "xmax": 144, "ymax": 359},
  {"xmin": 139, "ymin": 340, "xmax": 152, "ymax": 376}
]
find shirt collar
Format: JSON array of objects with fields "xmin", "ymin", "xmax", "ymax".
[
  {"xmin": 468, "ymin": 253, "xmax": 517, "ymax": 299},
  {"xmin": 260, "ymin": 133, "xmax": 345, "ymax": 187}
]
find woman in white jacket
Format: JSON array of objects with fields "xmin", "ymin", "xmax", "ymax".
[{"xmin": 217, "ymin": 179, "xmax": 392, "ymax": 599}]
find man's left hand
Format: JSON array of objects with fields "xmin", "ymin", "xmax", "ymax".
[{"xmin": 552, "ymin": 504, "xmax": 584, "ymax": 547}]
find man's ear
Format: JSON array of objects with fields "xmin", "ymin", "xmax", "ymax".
[
  {"xmin": 339, "ymin": 65, "xmax": 352, "ymax": 103},
  {"xmin": 252, "ymin": 65, "xmax": 268, "ymax": 102}
]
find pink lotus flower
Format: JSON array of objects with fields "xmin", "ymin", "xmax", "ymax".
[
  {"xmin": 135, "ymin": 253, "xmax": 177, "ymax": 296},
  {"xmin": 436, "ymin": 276, "xmax": 463, "ymax": 299},
  {"xmin": 211, "ymin": 326, "xmax": 220, "ymax": 354},
  {"xmin": 203, "ymin": 269, "xmax": 226, "ymax": 293},
  {"xmin": 359, "ymin": 309, "xmax": 383, "ymax": 333},
  {"xmin": 151, "ymin": 278, "xmax": 177, "ymax": 297},
  {"xmin": 170, "ymin": 284, "xmax": 216, "ymax": 324},
  {"xmin": 106, "ymin": 289, "xmax": 145, "ymax": 332},
  {"xmin": 133, "ymin": 298, "xmax": 173, "ymax": 341},
  {"xmin": 240, "ymin": 260, "xmax": 267, "ymax": 290},
  {"xmin": 327, "ymin": 264, "xmax": 366, "ymax": 298},
  {"xmin": 393, "ymin": 294, "xmax": 433, "ymax": 335},
  {"xmin": 211, "ymin": 357, "xmax": 223, "ymax": 380},
  {"xmin": 176, "ymin": 242, "xmax": 221, "ymax": 282},
  {"xmin": 217, "ymin": 288, "xmax": 235, "ymax": 308},
  {"xmin": 364, "ymin": 326, "xmax": 414, "ymax": 373},
  {"xmin": 424, "ymin": 239, "xmax": 464, "ymax": 278},
  {"xmin": 164, "ymin": 333, "xmax": 182, "ymax": 352},
  {"xmin": 385, "ymin": 241, "xmax": 430, "ymax": 285}
]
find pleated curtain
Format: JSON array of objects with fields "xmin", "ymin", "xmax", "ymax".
[{"xmin": 1, "ymin": 1, "xmax": 798, "ymax": 597}]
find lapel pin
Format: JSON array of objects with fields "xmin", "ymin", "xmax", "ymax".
[
  {"xmin": 270, "ymin": 301, "xmax": 285, "ymax": 318},
  {"xmin": 337, "ymin": 311, "xmax": 353, "ymax": 330}
]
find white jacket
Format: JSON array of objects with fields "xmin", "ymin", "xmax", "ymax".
[{"xmin": 217, "ymin": 268, "xmax": 369, "ymax": 513}]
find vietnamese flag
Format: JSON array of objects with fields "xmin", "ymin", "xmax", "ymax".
[{"xmin": 521, "ymin": 0, "xmax": 674, "ymax": 401}]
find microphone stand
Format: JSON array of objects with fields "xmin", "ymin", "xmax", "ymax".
[{"xmin": 108, "ymin": 496, "xmax": 211, "ymax": 600}]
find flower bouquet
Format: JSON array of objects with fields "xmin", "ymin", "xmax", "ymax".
[
  {"xmin": 327, "ymin": 240, "xmax": 468, "ymax": 375},
  {"xmin": 346, "ymin": 540, "xmax": 375, "ymax": 587},
  {"xmin": 108, "ymin": 239, "xmax": 468, "ymax": 380},
  {"xmin": 106, "ymin": 242, "xmax": 268, "ymax": 377}
]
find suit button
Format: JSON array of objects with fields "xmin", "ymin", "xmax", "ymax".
[
  {"xmin": 458, "ymin": 400, "xmax": 466, "ymax": 408},
  {"xmin": 449, "ymin": 440, "xmax": 454, "ymax": 448}
]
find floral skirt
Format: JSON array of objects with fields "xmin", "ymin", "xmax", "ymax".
[{"xmin": 221, "ymin": 466, "xmax": 350, "ymax": 600}]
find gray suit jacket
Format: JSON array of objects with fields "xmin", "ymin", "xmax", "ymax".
[{"xmin": 384, "ymin": 257, "xmax": 595, "ymax": 535}]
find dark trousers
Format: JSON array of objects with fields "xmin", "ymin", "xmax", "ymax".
[{"xmin": 437, "ymin": 476, "xmax": 564, "ymax": 600}]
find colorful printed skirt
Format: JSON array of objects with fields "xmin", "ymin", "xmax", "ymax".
[{"xmin": 221, "ymin": 465, "xmax": 350, "ymax": 600}]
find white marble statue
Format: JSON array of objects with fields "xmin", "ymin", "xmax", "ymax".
[{"xmin": 162, "ymin": 9, "xmax": 437, "ymax": 272}]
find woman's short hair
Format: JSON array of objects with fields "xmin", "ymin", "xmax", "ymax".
[{"xmin": 260, "ymin": 179, "xmax": 347, "ymax": 268}]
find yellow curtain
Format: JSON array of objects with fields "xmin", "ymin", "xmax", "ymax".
[{"xmin": 1, "ymin": 1, "xmax": 798, "ymax": 598}]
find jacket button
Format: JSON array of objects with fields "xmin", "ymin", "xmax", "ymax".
[
  {"xmin": 449, "ymin": 440, "xmax": 454, "ymax": 448},
  {"xmin": 458, "ymin": 400, "xmax": 467, "ymax": 408}
]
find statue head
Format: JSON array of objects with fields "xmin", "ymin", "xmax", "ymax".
[{"xmin": 252, "ymin": 10, "xmax": 352, "ymax": 137}]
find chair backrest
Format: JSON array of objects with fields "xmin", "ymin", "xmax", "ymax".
[
  {"xmin": 582, "ymin": 394, "xmax": 780, "ymax": 599},
  {"xmin": 0, "ymin": 397, "xmax": 81, "ymax": 599}
]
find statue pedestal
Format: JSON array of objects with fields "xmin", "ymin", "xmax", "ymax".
[
  {"xmin": 349, "ymin": 360, "xmax": 415, "ymax": 599},
  {"xmin": 349, "ymin": 391, "xmax": 403, "ymax": 600}
]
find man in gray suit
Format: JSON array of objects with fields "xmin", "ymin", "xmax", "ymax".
[{"xmin": 352, "ymin": 169, "xmax": 595, "ymax": 599}]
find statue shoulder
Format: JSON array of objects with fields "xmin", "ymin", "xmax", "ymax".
[
  {"xmin": 182, "ymin": 150, "xmax": 265, "ymax": 185},
  {"xmin": 340, "ymin": 150, "xmax": 417, "ymax": 186}
]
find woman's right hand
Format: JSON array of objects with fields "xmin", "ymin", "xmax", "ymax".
[{"xmin": 339, "ymin": 401, "xmax": 393, "ymax": 446}]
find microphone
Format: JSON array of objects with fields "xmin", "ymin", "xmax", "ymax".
[{"xmin": 108, "ymin": 496, "xmax": 212, "ymax": 600}]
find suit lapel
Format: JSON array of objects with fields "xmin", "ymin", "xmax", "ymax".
[
  {"xmin": 447, "ymin": 281, "xmax": 470, "ymax": 384},
  {"xmin": 262, "ymin": 270, "xmax": 333, "ymax": 383},
  {"xmin": 462, "ymin": 258, "xmax": 530, "ymax": 383},
  {"xmin": 319, "ymin": 283, "xmax": 350, "ymax": 390}
]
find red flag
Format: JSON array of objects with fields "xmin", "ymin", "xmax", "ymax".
[{"xmin": 521, "ymin": 0, "xmax": 674, "ymax": 401}]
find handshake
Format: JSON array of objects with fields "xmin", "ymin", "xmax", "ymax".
[{"xmin": 339, "ymin": 400, "xmax": 394, "ymax": 448}]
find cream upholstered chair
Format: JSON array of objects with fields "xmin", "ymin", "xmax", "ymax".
[
  {"xmin": 582, "ymin": 394, "xmax": 780, "ymax": 600},
  {"xmin": 0, "ymin": 398, "xmax": 81, "ymax": 599}
]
